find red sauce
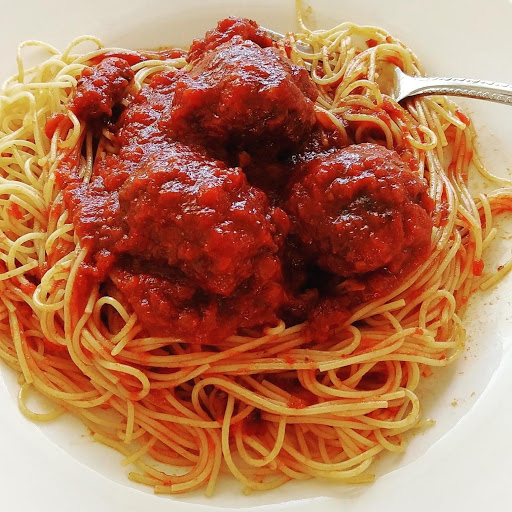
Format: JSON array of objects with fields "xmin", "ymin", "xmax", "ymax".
[
  {"xmin": 42, "ymin": 338, "xmax": 68, "ymax": 355},
  {"xmin": 44, "ymin": 113, "xmax": 69, "ymax": 139},
  {"xmin": 385, "ymin": 55, "xmax": 403, "ymax": 67},
  {"xmin": 288, "ymin": 396, "xmax": 307, "ymax": 409},
  {"xmin": 7, "ymin": 202, "xmax": 23, "ymax": 220},
  {"xmin": 455, "ymin": 110, "xmax": 471, "ymax": 126},
  {"xmin": 70, "ymin": 57, "xmax": 134, "ymax": 122},
  {"xmin": 19, "ymin": 281, "xmax": 36, "ymax": 295},
  {"xmin": 473, "ymin": 259, "xmax": 484, "ymax": 276},
  {"xmin": 69, "ymin": 265, "xmax": 96, "ymax": 325},
  {"xmin": 188, "ymin": 17, "xmax": 274, "ymax": 63},
  {"xmin": 57, "ymin": 17, "xmax": 435, "ymax": 344}
]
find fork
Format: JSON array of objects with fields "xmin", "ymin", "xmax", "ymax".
[{"xmin": 263, "ymin": 27, "xmax": 512, "ymax": 105}]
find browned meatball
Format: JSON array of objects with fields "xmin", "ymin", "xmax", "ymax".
[
  {"xmin": 115, "ymin": 142, "xmax": 289, "ymax": 297},
  {"xmin": 285, "ymin": 143, "xmax": 434, "ymax": 278},
  {"xmin": 162, "ymin": 37, "xmax": 318, "ymax": 153},
  {"xmin": 110, "ymin": 257, "xmax": 287, "ymax": 344}
]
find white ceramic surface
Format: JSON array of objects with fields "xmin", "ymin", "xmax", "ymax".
[{"xmin": 1, "ymin": 1, "xmax": 512, "ymax": 511}]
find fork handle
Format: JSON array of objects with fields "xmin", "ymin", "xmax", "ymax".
[{"xmin": 400, "ymin": 75, "xmax": 512, "ymax": 105}]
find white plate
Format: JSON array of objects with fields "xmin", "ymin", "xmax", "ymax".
[{"xmin": 2, "ymin": 1, "xmax": 512, "ymax": 511}]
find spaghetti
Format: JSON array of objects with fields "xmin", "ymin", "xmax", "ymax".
[{"xmin": 0, "ymin": 11, "xmax": 511, "ymax": 497}]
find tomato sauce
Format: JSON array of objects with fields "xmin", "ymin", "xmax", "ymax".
[
  {"xmin": 188, "ymin": 16, "xmax": 275, "ymax": 62},
  {"xmin": 473, "ymin": 259, "xmax": 484, "ymax": 276},
  {"xmin": 7, "ymin": 202, "xmax": 23, "ymax": 220},
  {"xmin": 56, "ymin": 17, "xmax": 434, "ymax": 344},
  {"xmin": 44, "ymin": 113, "xmax": 69, "ymax": 139},
  {"xmin": 70, "ymin": 57, "xmax": 134, "ymax": 122}
]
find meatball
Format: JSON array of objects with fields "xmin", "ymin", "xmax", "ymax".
[
  {"xmin": 285, "ymin": 143, "xmax": 433, "ymax": 277},
  {"xmin": 115, "ymin": 142, "xmax": 289, "ymax": 296},
  {"xmin": 163, "ymin": 37, "xmax": 318, "ymax": 153},
  {"xmin": 70, "ymin": 57, "xmax": 134, "ymax": 122},
  {"xmin": 188, "ymin": 17, "xmax": 275, "ymax": 62},
  {"xmin": 110, "ymin": 257, "xmax": 287, "ymax": 343}
]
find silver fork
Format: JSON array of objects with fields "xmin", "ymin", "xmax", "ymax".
[{"xmin": 264, "ymin": 27, "xmax": 512, "ymax": 105}]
